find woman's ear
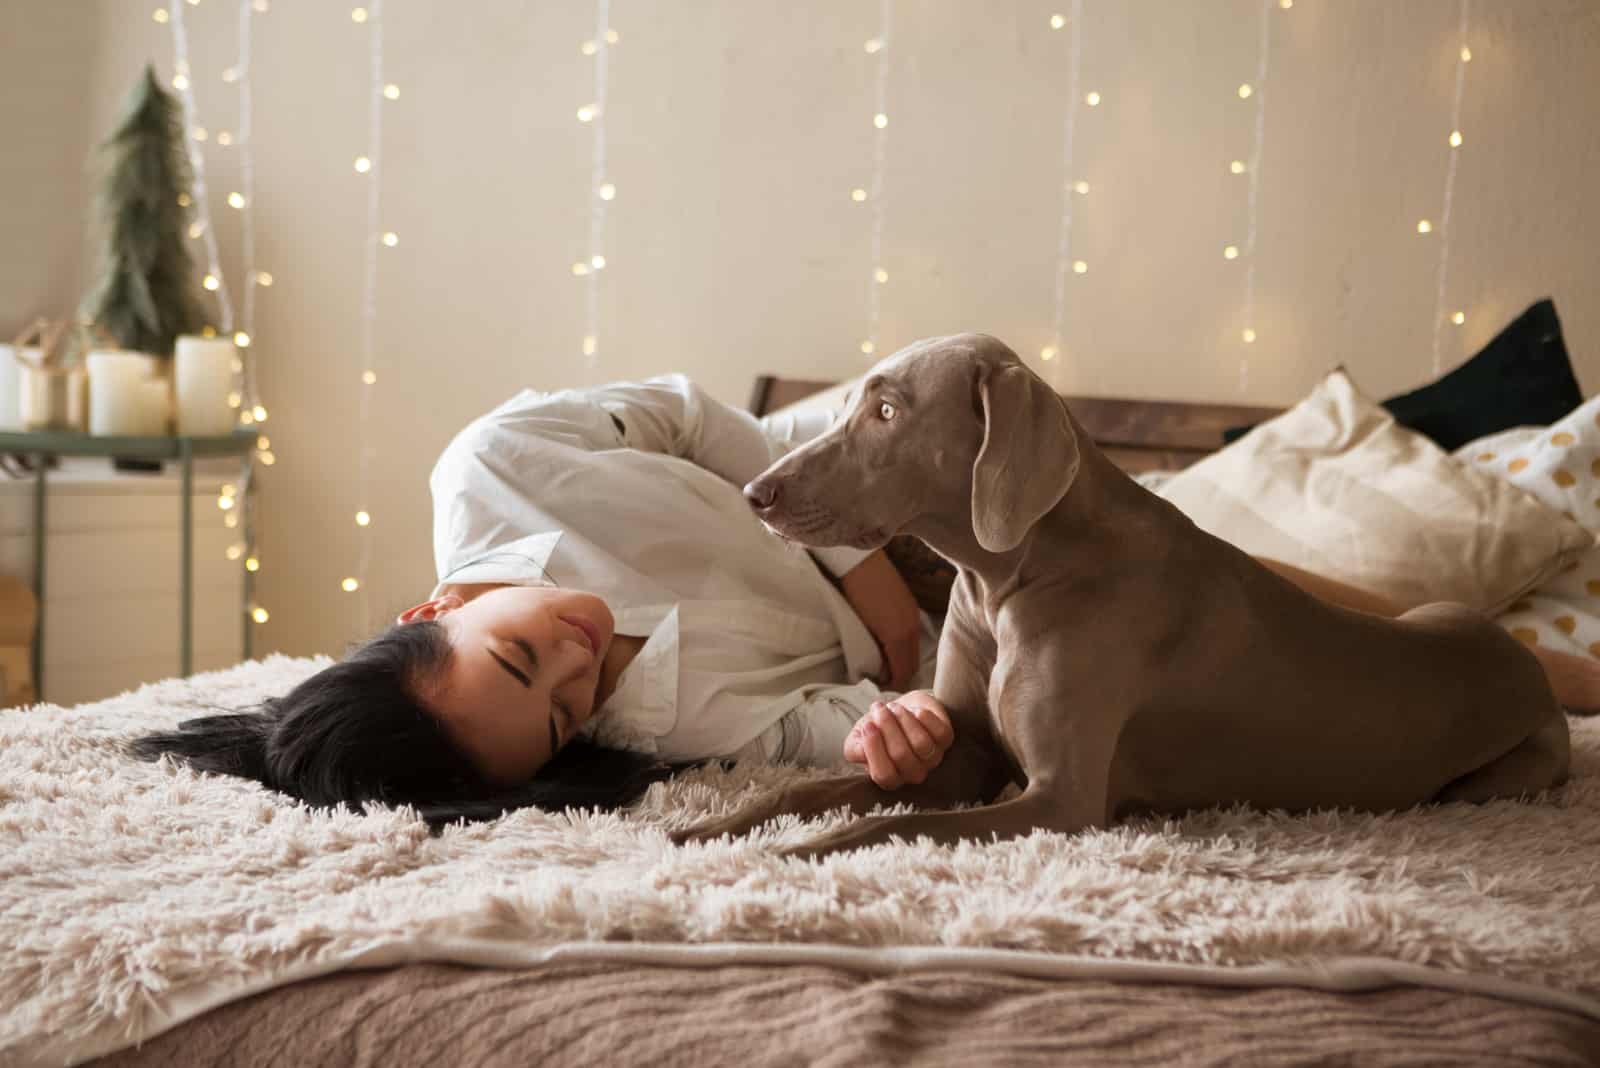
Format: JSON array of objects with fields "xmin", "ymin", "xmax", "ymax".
[{"xmin": 397, "ymin": 592, "xmax": 464, "ymax": 625}]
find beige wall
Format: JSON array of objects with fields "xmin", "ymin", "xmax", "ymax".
[{"xmin": 7, "ymin": 0, "xmax": 1600, "ymax": 660}]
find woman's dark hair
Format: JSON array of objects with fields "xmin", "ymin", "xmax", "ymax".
[{"xmin": 128, "ymin": 621, "xmax": 681, "ymax": 830}]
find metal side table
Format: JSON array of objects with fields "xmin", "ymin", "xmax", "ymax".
[{"xmin": 0, "ymin": 429, "xmax": 259, "ymax": 700}]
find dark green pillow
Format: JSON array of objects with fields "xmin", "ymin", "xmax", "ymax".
[{"xmin": 1223, "ymin": 299, "xmax": 1583, "ymax": 449}]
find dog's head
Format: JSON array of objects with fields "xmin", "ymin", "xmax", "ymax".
[{"xmin": 745, "ymin": 333, "xmax": 1080, "ymax": 556}]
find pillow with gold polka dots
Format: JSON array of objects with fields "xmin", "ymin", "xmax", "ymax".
[{"xmin": 1456, "ymin": 394, "xmax": 1600, "ymax": 659}]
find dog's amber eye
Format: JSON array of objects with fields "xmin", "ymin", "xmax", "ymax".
[{"xmin": 879, "ymin": 401, "xmax": 897, "ymax": 421}]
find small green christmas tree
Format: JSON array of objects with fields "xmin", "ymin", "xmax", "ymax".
[{"xmin": 81, "ymin": 64, "xmax": 207, "ymax": 358}]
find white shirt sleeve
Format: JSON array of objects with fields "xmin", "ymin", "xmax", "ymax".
[{"xmin": 444, "ymin": 374, "xmax": 873, "ymax": 580}]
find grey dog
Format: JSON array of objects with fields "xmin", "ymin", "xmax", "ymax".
[{"xmin": 676, "ymin": 333, "xmax": 1570, "ymax": 860}]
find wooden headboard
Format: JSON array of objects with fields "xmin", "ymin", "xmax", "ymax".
[{"xmin": 749, "ymin": 376, "xmax": 1281, "ymax": 473}]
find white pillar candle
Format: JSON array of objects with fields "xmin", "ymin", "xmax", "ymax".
[
  {"xmin": 87, "ymin": 351, "xmax": 159, "ymax": 436},
  {"xmin": 0, "ymin": 345, "xmax": 29, "ymax": 431},
  {"xmin": 139, "ymin": 378, "xmax": 172, "ymax": 436},
  {"xmin": 174, "ymin": 336, "xmax": 238, "ymax": 437}
]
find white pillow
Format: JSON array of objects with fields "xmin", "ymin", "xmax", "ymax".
[
  {"xmin": 1457, "ymin": 394, "xmax": 1600, "ymax": 656},
  {"xmin": 1155, "ymin": 369, "xmax": 1594, "ymax": 613}
]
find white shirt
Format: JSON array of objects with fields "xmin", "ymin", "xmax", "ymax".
[{"xmin": 429, "ymin": 374, "xmax": 929, "ymax": 764}]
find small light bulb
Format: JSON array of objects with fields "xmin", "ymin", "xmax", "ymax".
[
  {"xmin": 1230, "ymin": 160, "xmax": 1246, "ymax": 174},
  {"xmin": 860, "ymin": 340, "xmax": 876, "ymax": 355},
  {"xmin": 203, "ymin": 274, "xmax": 220, "ymax": 291},
  {"xmin": 351, "ymin": 7, "xmax": 367, "ymax": 23},
  {"xmin": 1223, "ymin": 245, "xmax": 1240, "ymax": 260},
  {"xmin": 1050, "ymin": 13, "xmax": 1066, "ymax": 29},
  {"xmin": 1041, "ymin": 345, "xmax": 1058, "ymax": 361},
  {"xmin": 225, "ymin": 545, "xmax": 243, "ymax": 560},
  {"xmin": 362, "ymin": 370, "xmax": 377, "ymax": 385},
  {"xmin": 217, "ymin": 495, "xmax": 235, "ymax": 511},
  {"xmin": 1238, "ymin": 83, "xmax": 1253, "ymax": 99},
  {"xmin": 384, "ymin": 83, "xmax": 400, "ymax": 99},
  {"xmin": 1073, "ymin": 180, "xmax": 1090, "ymax": 194},
  {"xmin": 173, "ymin": 74, "xmax": 189, "ymax": 91},
  {"xmin": 354, "ymin": 156, "xmax": 371, "ymax": 173},
  {"xmin": 222, "ymin": 67, "xmax": 239, "ymax": 83},
  {"xmin": 227, "ymin": 391, "xmax": 242, "ymax": 408},
  {"xmin": 255, "ymin": 270, "xmax": 273, "ymax": 286},
  {"xmin": 591, "ymin": 254, "xmax": 606, "ymax": 269},
  {"xmin": 192, "ymin": 126, "xmax": 208, "ymax": 142},
  {"xmin": 245, "ymin": 557, "xmax": 260, "ymax": 572},
  {"xmin": 1085, "ymin": 91, "xmax": 1101, "ymax": 106},
  {"xmin": 251, "ymin": 404, "xmax": 267, "ymax": 421},
  {"xmin": 873, "ymin": 113, "xmax": 888, "ymax": 129},
  {"xmin": 1279, "ymin": 0, "xmax": 1292, "ymax": 8},
  {"xmin": 202, "ymin": 325, "xmax": 217, "ymax": 338},
  {"xmin": 178, "ymin": 193, "xmax": 192, "ymax": 207},
  {"xmin": 851, "ymin": 188, "xmax": 868, "ymax": 202},
  {"xmin": 188, "ymin": 222, "xmax": 205, "ymax": 239},
  {"xmin": 252, "ymin": 607, "xmax": 269, "ymax": 624},
  {"xmin": 1452, "ymin": 310, "xmax": 1466, "ymax": 325},
  {"xmin": 240, "ymin": 411, "xmax": 256, "ymax": 425},
  {"xmin": 217, "ymin": 131, "xmax": 233, "ymax": 146},
  {"xmin": 221, "ymin": 482, "xmax": 238, "ymax": 497},
  {"xmin": 572, "ymin": 262, "xmax": 591, "ymax": 276},
  {"xmin": 1242, "ymin": 328, "xmax": 1257, "ymax": 343},
  {"xmin": 599, "ymin": 182, "xmax": 616, "ymax": 200},
  {"xmin": 382, "ymin": 231, "xmax": 398, "ymax": 246},
  {"xmin": 1460, "ymin": 45, "xmax": 1472, "ymax": 62},
  {"xmin": 259, "ymin": 449, "xmax": 275, "ymax": 466},
  {"xmin": 153, "ymin": 8, "xmax": 169, "ymax": 23},
  {"xmin": 1449, "ymin": 130, "xmax": 1462, "ymax": 147},
  {"xmin": 1072, "ymin": 260, "xmax": 1088, "ymax": 274},
  {"xmin": 577, "ymin": 105, "xmax": 596, "ymax": 122},
  {"xmin": 224, "ymin": 512, "xmax": 238, "ymax": 528},
  {"xmin": 253, "ymin": 0, "xmax": 269, "ymax": 10},
  {"xmin": 864, "ymin": 38, "xmax": 882, "ymax": 54},
  {"xmin": 605, "ymin": 28, "xmax": 619, "ymax": 43},
  {"xmin": 582, "ymin": 335, "xmax": 597, "ymax": 356},
  {"xmin": 874, "ymin": 268, "xmax": 889, "ymax": 284},
  {"xmin": 257, "ymin": 435, "xmax": 270, "ymax": 449},
  {"xmin": 342, "ymin": 577, "xmax": 360, "ymax": 592},
  {"xmin": 234, "ymin": 331, "xmax": 251, "ymax": 347},
  {"xmin": 1417, "ymin": 219, "xmax": 1433, "ymax": 234},
  {"xmin": 356, "ymin": 510, "xmax": 371, "ymax": 526},
  {"xmin": 581, "ymin": 40, "xmax": 598, "ymax": 56},
  {"xmin": 186, "ymin": 0, "xmax": 198, "ymax": 6}
]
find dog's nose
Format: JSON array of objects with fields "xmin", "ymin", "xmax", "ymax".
[{"xmin": 744, "ymin": 478, "xmax": 779, "ymax": 513}]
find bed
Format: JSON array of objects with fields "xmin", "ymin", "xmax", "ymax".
[{"xmin": 6, "ymin": 376, "xmax": 1594, "ymax": 1067}]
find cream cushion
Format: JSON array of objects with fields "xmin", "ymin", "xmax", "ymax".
[
  {"xmin": 1458, "ymin": 394, "xmax": 1600, "ymax": 656},
  {"xmin": 1155, "ymin": 369, "xmax": 1593, "ymax": 613}
]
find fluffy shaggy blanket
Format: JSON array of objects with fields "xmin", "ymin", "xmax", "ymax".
[{"xmin": 3, "ymin": 656, "xmax": 1598, "ymax": 1065}]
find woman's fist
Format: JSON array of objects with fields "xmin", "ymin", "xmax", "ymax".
[{"xmin": 843, "ymin": 690, "xmax": 955, "ymax": 789}]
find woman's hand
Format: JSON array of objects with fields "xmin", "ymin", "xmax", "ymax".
[
  {"xmin": 843, "ymin": 690, "xmax": 955, "ymax": 789},
  {"xmin": 838, "ymin": 548, "xmax": 921, "ymax": 691}
]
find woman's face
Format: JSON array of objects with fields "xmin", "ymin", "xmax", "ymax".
[{"xmin": 398, "ymin": 585, "xmax": 615, "ymax": 784}]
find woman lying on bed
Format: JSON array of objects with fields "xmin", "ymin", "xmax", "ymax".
[{"xmin": 132, "ymin": 376, "xmax": 1600, "ymax": 828}]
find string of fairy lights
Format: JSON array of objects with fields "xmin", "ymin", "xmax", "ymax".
[
  {"xmin": 345, "ymin": 0, "xmax": 395, "ymax": 627},
  {"xmin": 573, "ymin": 1, "xmax": 617, "ymax": 363},
  {"xmin": 1041, "ymin": 1, "xmax": 1087, "ymax": 384},
  {"xmin": 1230, "ymin": 0, "xmax": 1279, "ymax": 392},
  {"xmin": 857, "ymin": 0, "xmax": 893, "ymax": 360},
  {"xmin": 164, "ymin": 0, "xmax": 273, "ymax": 628},
  {"xmin": 151, "ymin": 3, "xmax": 1511, "ymax": 646},
  {"xmin": 1427, "ymin": 0, "xmax": 1472, "ymax": 375}
]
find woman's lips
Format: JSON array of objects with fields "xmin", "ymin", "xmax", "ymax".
[{"xmin": 563, "ymin": 615, "xmax": 603, "ymax": 657}]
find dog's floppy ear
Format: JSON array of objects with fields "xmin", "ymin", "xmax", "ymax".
[{"xmin": 971, "ymin": 362, "xmax": 1079, "ymax": 553}]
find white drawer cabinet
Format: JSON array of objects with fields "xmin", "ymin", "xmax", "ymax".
[{"xmin": 0, "ymin": 458, "xmax": 246, "ymax": 707}]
